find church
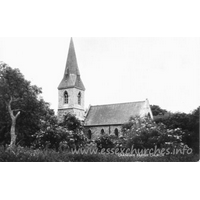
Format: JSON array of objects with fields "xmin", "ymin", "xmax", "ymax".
[{"xmin": 57, "ymin": 38, "xmax": 153, "ymax": 139}]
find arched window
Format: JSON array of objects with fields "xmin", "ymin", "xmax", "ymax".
[
  {"xmin": 101, "ymin": 129, "xmax": 105, "ymax": 135},
  {"xmin": 114, "ymin": 128, "xmax": 119, "ymax": 137},
  {"xmin": 88, "ymin": 129, "xmax": 92, "ymax": 140},
  {"xmin": 64, "ymin": 91, "xmax": 69, "ymax": 104},
  {"xmin": 78, "ymin": 92, "xmax": 81, "ymax": 105}
]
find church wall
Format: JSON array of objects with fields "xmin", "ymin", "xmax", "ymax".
[
  {"xmin": 58, "ymin": 108, "xmax": 85, "ymax": 121},
  {"xmin": 139, "ymin": 99, "xmax": 154, "ymax": 120},
  {"xmin": 110, "ymin": 125, "xmax": 122, "ymax": 136},
  {"xmin": 84, "ymin": 125, "xmax": 122, "ymax": 140},
  {"xmin": 58, "ymin": 88, "xmax": 85, "ymax": 110}
]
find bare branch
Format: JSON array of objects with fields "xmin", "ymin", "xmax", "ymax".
[
  {"xmin": 15, "ymin": 111, "xmax": 20, "ymax": 119},
  {"xmin": 13, "ymin": 109, "xmax": 26, "ymax": 113},
  {"xmin": 12, "ymin": 97, "xmax": 21, "ymax": 102},
  {"xmin": 9, "ymin": 96, "xmax": 13, "ymax": 104}
]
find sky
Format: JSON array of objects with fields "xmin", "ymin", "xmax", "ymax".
[{"xmin": 0, "ymin": 37, "xmax": 199, "ymax": 114}]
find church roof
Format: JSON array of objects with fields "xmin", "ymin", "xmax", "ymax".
[
  {"xmin": 84, "ymin": 101, "xmax": 147, "ymax": 126},
  {"xmin": 58, "ymin": 38, "xmax": 85, "ymax": 90}
]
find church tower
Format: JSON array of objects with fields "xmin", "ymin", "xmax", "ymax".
[{"xmin": 58, "ymin": 38, "xmax": 85, "ymax": 121}]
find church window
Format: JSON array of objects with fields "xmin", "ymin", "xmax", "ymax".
[
  {"xmin": 88, "ymin": 129, "xmax": 92, "ymax": 140},
  {"xmin": 101, "ymin": 129, "xmax": 105, "ymax": 135},
  {"xmin": 114, "ymin": 128, "xmax": 119, "ymax": 137},
  {"xmin": 64, "ymin": 91, "xmax": 69, "ymax": 104},
  {"xmin": 78, "ymin": 92, "xmax": 81, "ymax": 105}
]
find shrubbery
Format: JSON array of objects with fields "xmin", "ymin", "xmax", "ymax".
[
  {"xmin": 0, "ymin": 146, "xmax": 198, "ymax": 162},
  {"xmin": 93, "ymin": 117, "xmax": 190, "ymax": 156},
  {"xmin": 122, "ymin": 116, "xmax": 186, "ymax": 150},
  {"xmin": 0, "ymin": 112, "xmax": 198, "ymax": 161},
  {"xmin": 0, "ymin": 63, "xmax": 198, "ymax": 161},
  {"xmin": 0, "ymin": 111, "xmax": 198, "ymax": 162},
  {"xmin": 0, "ymin": 147, "xmax": 199, "ymax": 162},
  {"xmin": 154, "ymin": 107, "xmax": 199, "ymax": 153},
  {"xmin": 31, "ymin": 113, "xmax": 88, "ymax": 151},
  {"xmin": 95, "ymin": 134, "xmax": 116, "ymax": 151}
]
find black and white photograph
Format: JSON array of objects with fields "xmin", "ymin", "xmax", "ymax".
[
  {"xmin": 1, "ymin": 1, "xmax": 200, "ymax": 200},
  {"xmin": 0, "ymin": 37, "xmax": 199, "ymax": 162}
]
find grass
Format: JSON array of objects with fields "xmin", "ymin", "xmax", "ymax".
[{"xmin": 0, "ymin": 146, "xmax": 199, "ymax": 162}]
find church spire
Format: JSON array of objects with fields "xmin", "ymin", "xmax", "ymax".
[
  {"xmin": 58, "ymin": 38, "xmax": 85, "ymax": 90},
  {"xmin": 64, "ymin": 38, "xmax": 80, "ymax": 76}
]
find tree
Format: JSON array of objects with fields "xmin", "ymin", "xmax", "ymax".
[
  {"xmin": 150, "ymin": 105, "xmax": 168, "ymax": 116},
  {"xmin": 153, "ymin": 107, "xmax": 199, "ymax": 153},
  {"xmin": 5, "ymin": 97, "xmax": 21, "ymax": 147},
  {"xmin": 32, "ymin": 113, "xmax": 87, "ymax": 151},
  {"xmin": 0, "ymin": 62, "xmax": 52, "ymax": 148},
  {"xmin": 61, "ymin": 113, "xmax": 83, "ymax": 132},
  {"xmin": 122, "ymin": 116, "xmax": 186, "ymax": 151},
  {"xmin": 155, "ymin": 112, "xmax": 190, "ymax": 130},
  {"xmin": 184, "ymin": 107, "xmax": 199, "ymax": 153}
]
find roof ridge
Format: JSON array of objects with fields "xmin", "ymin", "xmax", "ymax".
[
  {"xmin": 90, "ymin": 101, "xmax": 145, "ymax": 107},
  {"xmin": 85, "ymin": 100, "xmax": 148, "ymax": 126}
]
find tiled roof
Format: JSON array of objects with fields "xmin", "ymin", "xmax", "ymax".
[
  {"xmin": 58, "ymin": 74, "xmax": 85, "ymax": 90},
  {"xmin": 58, "ymin": 38, "xmax": 85, "ymax": 90},
  {"xmin": 84, "ymin": 101, "xmax": 147, "ymax": 126}
]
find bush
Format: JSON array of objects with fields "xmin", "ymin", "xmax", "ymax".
[
  {"xmin": 154, "ymin": 107, "xmax": 199, "ymax": 153},
  {"xmin": 32, "ymin": 113, "xmax": 87, "ymax": 151},
  {"xmin": 95, "ymin": 134, "xmax": 115, "ymax": 151},
  {"xmin": 32, "ymin": 127, "xmax": 87, "ymax": 151},
  {"xmin": 0, "ymin": 146, "xmax": 198, "ymax": 162},
  {"xmin": 60, "ymin": 113, "xmax": 83, "ymax": 132},
  {"xmin": 122, "ymin": 116, "xmax": 187, "ymax": 151}
]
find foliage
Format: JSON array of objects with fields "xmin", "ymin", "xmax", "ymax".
[
  {"xmin": 32, "ymin": 113, "xmax": 87, "ymax": 151},
  {"xmin": 0, "ymin": 62, "xmax": 198, "ymax": 155},
  {"xmin": 93, "ymin": 115, "xmax": 193, "ymax": 155},
  {"xmin": 154, "ymin": 112, "xmax": 190, "ymax": 130},
  {"xmin": 0, "ymin": 146, "xmax": 198, "ymax": 162},
  {"xmin": 183, "ymin": 107, "xmax": 199, "ymax": 153},
  {"xmin": 0, "ymin": 63, "xmax": 53, "ymax": 147},
  {"xmin": 60, "ymin": 113, "xmax": 83, "ymax": 131},
  {"xmin": 122, "ymin": 116, "xmax": 187, "ymax": 150},
  {"xmin": 95, "ymin": 134, "xmax": 116, "ymax": 151},
  {"xmin": 32, "ymin": 128, "xmax": 87, "ymax": 151},
  {"xmin": 150, "ymin": 105, "xmax": 168, "ymax": 116},
  {"xmin": 154, "ymin": 107, "xmax": 199, "ymax": 153}
]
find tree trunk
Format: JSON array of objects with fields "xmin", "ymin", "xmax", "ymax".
[
  {"xmin": 10, "ymin": 117, "xmax": 17, "ymax": 147},
  {"xmin": 6, "ymin": 97, "xmax": 20, "ymax": 148}
]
